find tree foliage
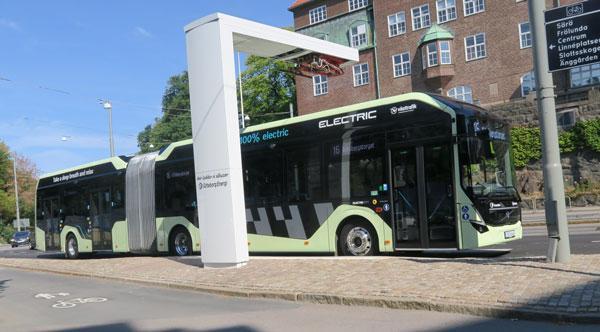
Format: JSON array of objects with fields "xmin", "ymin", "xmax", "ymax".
[
  {"xmin": 138, "ymin": 72, "xmax": 191, "ymax": 153},
  {"xmin": 0, "ymin": 141, "xmax": 38, "ymax": 242},
  {"xmin": 510, "ymin": 126, "xmax": 542, "ymax": 168},
  {"xmin": 241, "ymin": 55, "xmax": 296, "ymax": 124},
  {"xmin": 137, "ymin": 55, "xmax": 296, "ymax": 153},
  {"xmin": 511, "ymin": 118, "xmax": 600, "ymax": 168}
]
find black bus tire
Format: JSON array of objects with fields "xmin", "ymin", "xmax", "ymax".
[
  {"xmin": 65, "ymin": 233, "xmax": 79, "ymax": 259},
  {"xmin": 169, "ymin": 227, "xmax": 192, "ymax": 257},
  {"xmin": 338, "ymin": 221, "xmax": 377, "ymax": 256}
]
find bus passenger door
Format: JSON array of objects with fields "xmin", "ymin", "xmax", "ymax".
[
  {"xmin": 89, "ymin": 189, "xmax": 112, "ymax": 250},
  {"xmin": 389, "ymin": 145, "xmax": 456, "ymax": 249},
  {"xmin": 42, "ymin": 198, "xmax": 60, "ymax": 250}
]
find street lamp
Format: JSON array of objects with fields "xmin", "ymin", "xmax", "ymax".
[
  {"xmin": 10, "ymin": 153, "xmax": 21, "ymax": 231},
  {"xmin": 100, "ymin": 100, "xmax": 115, "ymax": 157}
]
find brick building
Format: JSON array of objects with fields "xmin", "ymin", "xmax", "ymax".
[{"xmin": 289, "ymin": 0, "xmax": 600, "ymax": 125}]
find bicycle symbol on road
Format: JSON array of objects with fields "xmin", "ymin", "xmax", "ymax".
[{"xmin": 34, "ymin": 292, "xmax": 108, "ymax": 309}]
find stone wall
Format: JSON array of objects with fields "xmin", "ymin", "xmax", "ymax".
[{"xmin": 489, "ymin": 87, "xmax": 600, "ymax": 126}]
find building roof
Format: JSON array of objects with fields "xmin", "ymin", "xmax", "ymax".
[
  {"xmin": 289, "ymin": 0, "xmax": 314, "ymax": 10},
  {"xmin": 419, "ymin": 24, "xmax": 454, "ymax": 46}
]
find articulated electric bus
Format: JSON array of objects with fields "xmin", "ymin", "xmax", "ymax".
[{"xmin": 35, "ymin": 92, "xmax": 522, "ymax": 258}]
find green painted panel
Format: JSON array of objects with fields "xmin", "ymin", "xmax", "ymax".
[
  {"xmin": 248, "ymin": 204, "xmax": 392, "ymax": 254},
  {"xmin": 35, "ymin": 227, "xmax": 46, "ymax": 252},
  {"xmin": 60, "ymin": 225, "xmax": 93, "ymax": 253},
  {"xmin": 297, "ymin": 9, "xmax": 374, "ymax": 49},
  {"xmin": 456, "ymin": 186, "xmax": 523, "ymax": 249},
  {"xmin": 419, "ymin": 24, "xmax": 454, "ymax": 45},
  {"xmin": 156, "ymin": 217, "xmax": 201, "ymax": 253},
  {"xmin": 112, "ymin": 220, "xmax": 129, "ymax": 252}
]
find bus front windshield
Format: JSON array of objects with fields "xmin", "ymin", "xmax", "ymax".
[{"xmin": 459, "ymin": 121, "xmax": 518, "ymax": 200}]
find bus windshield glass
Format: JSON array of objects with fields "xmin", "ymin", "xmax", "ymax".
[{"xmin": 458, "ymin": 118, "xmax": 518, "ymax": 201}]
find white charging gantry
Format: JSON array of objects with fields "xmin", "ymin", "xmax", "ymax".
[{"xmin": 184, "ymin": 13, "xmax": 358, "ymax": 268}]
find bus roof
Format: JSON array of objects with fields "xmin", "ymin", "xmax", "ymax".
[{"xmin": 39, "ymin": 92, "xmax": 494, "ymax": 179}]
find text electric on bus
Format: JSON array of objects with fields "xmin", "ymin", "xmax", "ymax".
[{"xmin": 34, "ymin": 93, "xmax": 522, "ymax": 258}]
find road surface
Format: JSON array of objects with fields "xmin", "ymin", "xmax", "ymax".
[{"xmin": 0, "ymin": 267, "xmax": 597, "ymax": 331}]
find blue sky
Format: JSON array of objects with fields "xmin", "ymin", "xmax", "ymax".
[{"xmin": 0, "ymin": 0, "xmax": 293, "ymax": 174}]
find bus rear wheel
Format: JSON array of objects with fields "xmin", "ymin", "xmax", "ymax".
[
  {"xmin": 169, "ymin": 227, "xmax": 192, "ymax": 257},
  {"xmin": 65, "ymin": 234, "xmax": 79, "ymax": 259},
  {"xmin": 339, "ymin": 222, "xmax": 376, "ymax": 256}
]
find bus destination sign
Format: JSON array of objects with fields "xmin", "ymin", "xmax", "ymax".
[{"xmin": 544, "ymin": 1, "xmax": 600, "ymax": 72}]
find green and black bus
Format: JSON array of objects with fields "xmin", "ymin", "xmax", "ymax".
[{"xmin": 35, "ymin": 92, "xmax": 522, "ymax": 258}]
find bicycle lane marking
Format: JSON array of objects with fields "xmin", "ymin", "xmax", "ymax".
[{"xmin": 34, "ymin": 292, "xmax": 108, "ymax": 309}]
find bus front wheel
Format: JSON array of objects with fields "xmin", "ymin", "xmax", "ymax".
[
  {"xmin": 65, "ymin": 234, "xmax": 79, "ymax": 259},
  {"xmin": 169, "ymin": 227, "xmax": 192, "ymax": 257},
  {"xmin": 338, "ymin": 222, "xmax": 376, "ymax": 256}
]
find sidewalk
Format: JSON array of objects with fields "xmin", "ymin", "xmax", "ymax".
[{"xmin": 1, "ymin": 255, "xmax": 600, "ymax": 324}]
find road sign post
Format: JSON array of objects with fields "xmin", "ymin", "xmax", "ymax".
[
  {"xmin": 530, "ymin": 0, "xmax": 573, "ymax": 263},
  {"xmin": 545, "ymin": 1, "xmax": 600, "ymax": 72}
]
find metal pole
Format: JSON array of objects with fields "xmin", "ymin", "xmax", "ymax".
[
  {"xmin": 528, "ymin": 0, "xmax": 570, "ymax": 263},
  {"xmin": 12, "ymin": 153, "xmax": 20, "ymax": 231},
  {"xmin": 102, "ymin": 100, "xmax": 115, "ymax": 157},
  {"xmin": 237, "ymin": 52, "xmax": 245, "ymax": 128},
  {"xmin": 108, "ymin": 105, "xmax": 115, "ymax": 157},
  {"xmin": 289, "ymin": 102, "xmax": 294, "ymax": 118}
]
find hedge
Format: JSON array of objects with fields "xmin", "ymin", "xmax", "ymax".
[{"xmin": 510, "ymin": 118, "xmax": 600, "ymax": 168}]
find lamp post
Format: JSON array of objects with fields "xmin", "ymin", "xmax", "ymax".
[
  {"xmin": 101, "ymin": 100, "xmax": 115, "ymax": 157},
  {"xmin": 11, "ymin": 153, "xmax": 21, "ymax": 231}
]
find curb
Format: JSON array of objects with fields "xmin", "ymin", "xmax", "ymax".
[
  {"xmin": 522, "ymin": 220, "xmax": 600, "ymax": 227},
  {"xmin": 2, "ymin": 262, "xmax": 599, "ymax": 324}
]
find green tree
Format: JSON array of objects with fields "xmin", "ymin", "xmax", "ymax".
[
  {"xmin": 138, "ymin": 72, "xmax": 192, "ymax": 153},
  {"xmin": 241, "ymin": 55, "xmax": 296, "ymax": 125},
  {"xmin": 0, "ymin": 141, "xmax": 38, "ymax": 242},
  {"xmin": 137, "ymin": 55, "xmax": 296, "ymax": 152}
]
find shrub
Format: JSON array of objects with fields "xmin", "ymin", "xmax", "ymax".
[{"xmin": 511, "ymin": 126, "xmax": 542, "ymax": 168}]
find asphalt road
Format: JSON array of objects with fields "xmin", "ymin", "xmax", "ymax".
[
  {"xmin": 2, "ymin": 223, "xmax": 598, "ymax": 260},
  {"xmin": 1, "ymin": 267, "xmax": 598, "ymax": 331},
  {"xmin": 522, "ymin": 207, "xmax": 600, "ymax": 223}
]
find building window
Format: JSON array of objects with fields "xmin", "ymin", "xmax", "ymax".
[
  {"xmin": 520, "ymin": 71, "xmax": 536, "ymax": 97},
  {"xmin": 393, "ymin": 52, "xmax": 411, "ymax": 77},
  {"xmin": 353, "ymin": 63, "xmax": 369, "ymax": 86},
  {"xmin": 412, "ymin": 4, "xmax": 431, "ymax": 31},
  {"xmin": 570, "ymin": 64, "xmax": 600, "ymax": 88},
  {"xmin": 464, "ymin": 0, "xmax": 485, "ymax": 16},
  {"xmin": 349, "ymin": 0, "xmax": 368, "ymax": 11},
  {"xmin": 519, "ymin": 22, "xmax": 532, "ymax": 49},
  {"xmin": 422, "ymin": 41, "xmax": 452, "ymax": 68},
  {"xmin": 388, "ymin": 12, "xmax": 406, "ymax": 37},
  {"xmin": 437, "ymin": 0, "xmax": 457, "ymax": 23},
  {"xmin": 424, "ymin": 43, "xmax": 439, "ymax": 68},
  {"xmin": 309, "ymin": 6, "xmax": 327, "ymax": 25},
  {"xmin": 557, "ymin": 109, "xmax": 576, "ymax": 129},
  {"xmin": 350, "ymin": 24, "xmax": 368, "ymax": 48},
  {"xmin": 313, "ymin": 75, "xmax": 328, "ymax": 96},
  {"xmin": 440, "ymin": 40, "xmax": 452, "ymax": 64},
  {"xmin": 465, "ymin": 33, "xmax": 486, "ymax": 61},
  {"xmin": 448, "ymin": 86, "xmax": 473, "ymax": 103}
]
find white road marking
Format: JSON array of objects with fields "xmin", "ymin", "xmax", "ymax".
[
  {"xmin": 51, "ymin": 297, "xmax": 108, "ymax": 309},
  {"xmin": 34, "ymin": 293, "xmax": 70, "ymax": 300}
]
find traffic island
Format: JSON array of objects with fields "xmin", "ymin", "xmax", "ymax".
[{"xmin": 1, "ymin": 255, "xmax": 599, "ymax": 324}]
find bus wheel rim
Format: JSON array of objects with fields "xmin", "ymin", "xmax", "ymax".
[
  {"xmin": 174, "ymin": 233, "xmax": 189, "ymax": 256},
  {"xmin": 346, "ymin": 227, "xmax": 371, "ymax": 256},
  {"xmin": 68, "ymin": 238, "xmax": 76, "ymax": 256}
]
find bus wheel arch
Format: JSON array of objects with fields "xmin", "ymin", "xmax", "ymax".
[
  {"xmin": 336, "ymin": 217, "xmax": 379, "ymax": 256},
  {"xmin": 65, "ymin": 232, "xmax": 79, "ymax": 259},
  {"xmin": 168, "ymin": 225, "xmax": 192, "ymax": 256}
]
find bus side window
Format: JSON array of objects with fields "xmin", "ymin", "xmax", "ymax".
[
  {"xmin": 285, "ymin": 145, "xmax": 322, "ymax": 202},
  {"xmin": 243, "ymin": 152, "xmax": 283, "ymax": 203}
]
